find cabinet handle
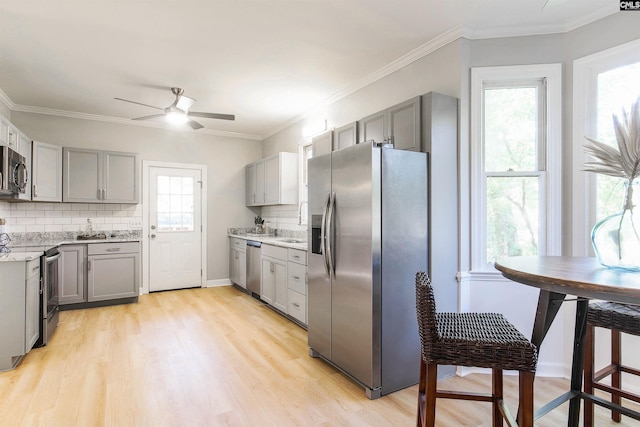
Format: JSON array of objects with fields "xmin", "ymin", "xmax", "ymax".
[
  {"xmin": 33, "ymin": 184, "xmax": 37, "ymax": 197},
  {"xmin": 293, "ymin": 255, "xmax": 300, "ymax": 260},
  {"xmin": 32, "ymin": 265, "xmax": 40, "ymax": 273},
  {"xmin": 103, "ymin": 188, "xmax": 107, "ymax": 200},
  {"xmin": 293, "ymin": 275, "xmax": 301, "ymax": 281},
  {"xmin": 292, "ymin": 302, "xmax": 300, "ymax": 308},
  {"xmin": 88, "ymin": 259, "xmax": 92, "ymax": 271},
  {"xmin": 270, "ymin": 262, "xmax": 274, "ymax": 273},
  {"xmin": 97, "ymin": 189, "xmax": 102, "ymax": 199},
  {"xmin": 105, "ymin": 248, "xmax": 121, "ymax": 252}
]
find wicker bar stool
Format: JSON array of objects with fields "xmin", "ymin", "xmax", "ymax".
[
  {"xmin": 583, "ymin": 301, "xmax": 640, "ymax": 426},
  {"xmin": 415, "ymin": 272, "xmax": 538, "ymax": 427}
]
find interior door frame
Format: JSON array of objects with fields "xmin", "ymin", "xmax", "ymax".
[{"xmin": 141, "ymin": 160, "xmax": 207, "ymax": 294}]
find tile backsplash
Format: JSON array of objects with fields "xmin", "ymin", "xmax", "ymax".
[{"xmin": 0, "ymin": 201, "xmax": 142, "ymax": 234}]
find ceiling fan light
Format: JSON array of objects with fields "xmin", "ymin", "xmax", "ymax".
[{"xmin": 166, "ymin": 111, "xmax": 188, "ymax": 125}]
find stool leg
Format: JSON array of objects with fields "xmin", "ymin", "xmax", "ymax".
[
  {"xmin": 518, "ymin": 371, "xmax": 535, "ymax": 427},
  {"xmin": 584, "ymin": 324, "xmax": 595, "ymax": 427},
  {"xmin": 417, "ymin": 358, "xmax": 425, "ymax": 427},
  {"xmin": 425, "ymin": 362, "xmax": 438, "ymax": 427},
  {"xmin": 611, "ymin": 329, "xmax": 621, "ymax": 422},
  {"xmin": 492, "ymin": 369, "xmax": 503, "ymax": 427}
]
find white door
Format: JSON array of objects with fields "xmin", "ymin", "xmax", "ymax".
[{"xmin": 149, "ymin": 166, "xmax": 203, "ymax": 292}]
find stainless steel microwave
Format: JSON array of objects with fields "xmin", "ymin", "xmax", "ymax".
[{"xmin": 0, "ymin": 146, "xmax": 28, "ymax": 194}]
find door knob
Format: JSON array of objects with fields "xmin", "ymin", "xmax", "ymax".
[
  {"xmin": 151, "ymin": 225, "xmax": 156, "ymax": 230},
  {"xmin": 151, "ymin": 234, "xmax": 156, "ymax": 239}
]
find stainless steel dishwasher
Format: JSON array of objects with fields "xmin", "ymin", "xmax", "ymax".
[{"xmin": 246, "ymin": 240, "xmax": 262, "ymax": 296}]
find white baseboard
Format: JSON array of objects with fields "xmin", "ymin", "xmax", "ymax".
[{"xmin": 206, "ymin": 279, "xmax": 232, "ymax": 288}]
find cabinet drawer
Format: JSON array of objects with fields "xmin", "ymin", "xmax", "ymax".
[
  {"xmin": 26, "ymin": 258, "xmax": 40, "ymax": 279},
  {"xmin": 230, "ymin": 237, "xmax": 246, "ymax": 251},
  {"xmin": 288, "ymin": 248, "xmax": 306, "ymax": 265},
  {"xmin": 287, "ymin": 262, "xmax": 306, "ymax": 294},
  {"xmin": 261, "ymin": 244, "xmax": 287, "ymax": 260},
  {"xmin": 287, "ymin": 289, "xmax": 306, "ymax": 324},
  {"xmin": 88, "ymin": 241, "xmax": 139, "ymax": 255}
]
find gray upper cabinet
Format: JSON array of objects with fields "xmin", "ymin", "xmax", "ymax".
[
  {"xmin": 63, "ymin": 147, "xmax": 139, "ymax": 203},
  {"xmin": 333, "ymin": 122, "xmax": 358, "ymax": 151},
  {"xmin": 358, "ymin": 96, "xmax": 421, "ymax": 151},
  {"xmin": 311, "ymin": 130, "xmax": 333, "ymax": 157},
  {"xmin": 32, "ymin": 141, "xmax": 63, "ymax": 202},
  {"xmin": 246, "ymin": 153, "xmax": 297, "ymax": 206}
]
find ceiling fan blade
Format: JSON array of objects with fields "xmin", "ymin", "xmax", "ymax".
[
  {"xmin": 132, "ymin": 114, "xmax": 166, "ymax": 121},
  {"xmin": 189, "ymin": 112, "xmax": 235, "ymax": 121},
  {"xmin": 176, "ymin": 95, "xmax": 196, "ymax": 112},
  {"xmin": 114, "ymin": 98, "xmax": 164, "ymax": 111},
  {"xmin": 186, "ymin": 119, "xmax": 204, "ymax": 130}
]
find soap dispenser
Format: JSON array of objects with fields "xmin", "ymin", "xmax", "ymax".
[{"xmin": 85, "ymin": 218, "xmax": 93, "ymax": 236}]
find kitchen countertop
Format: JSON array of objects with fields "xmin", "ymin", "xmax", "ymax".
[
  {"xmin": 228, "ymin": 234, "xmax": 307, "ymax": 251},
  {"xmin": 0, "ymin": 251, "xmax": 43, "ymax": 262}
]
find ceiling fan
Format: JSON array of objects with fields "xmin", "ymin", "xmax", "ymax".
[{"xmin": 115, "ymin": 87, "xmax": 235, "ymax": 130}]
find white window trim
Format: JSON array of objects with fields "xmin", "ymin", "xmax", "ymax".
[
  {"xmin": 470, "ymin": 64, "xmax": 562, "ymax": 272},
  {"xmin": 572, "ymin": 39, "xmax": 640, "ymax": 256}
]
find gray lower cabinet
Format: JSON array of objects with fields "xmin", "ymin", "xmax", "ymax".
[
  {"xmin": 87, "ymin": 242, "xmax": 140, "ymax": 302},
  {"xmin": 229, "ymin": 237, "xmax": 246, "ymax": 288},
  {"xmin": 287, "ymin": 248, "xmax": 307, "ymax": 325},
  {"xmin": 0, "ymin": 258, "xmax": 40, "ymax": 371},
  {"xmin": 260, "ymin": 244, "xmax": 288, "ymax": 312},
  {"xmin": 59, "ymin": 245, "xmax": 86, "ymax": 305},
  {"xmin": 59, "ymin": 241, "xmax": 140, "ymax": 306}
]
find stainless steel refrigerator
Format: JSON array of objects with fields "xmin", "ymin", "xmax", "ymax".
[{"xmin": 307, "ymin": 141, "xmax": 428, "ymax": 399}]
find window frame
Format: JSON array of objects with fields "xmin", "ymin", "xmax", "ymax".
[
  {"xmin": 470, "ymin": 64, "xmax": 562, "ymax": 272},
  {"xmin": 572, "ymin": 39, "xmax": 640, "ymax": 256}
]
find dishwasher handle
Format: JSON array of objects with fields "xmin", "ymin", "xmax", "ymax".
[{"xmin": 246, "ymin": 240, "xmax": 262, "ymax": 248}]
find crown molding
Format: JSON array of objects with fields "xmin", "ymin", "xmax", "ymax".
[
  {"xmin": 10, "ymin": 104, "xmax": 262, "ymax": 140},
  {"xmin": 263, "ymin": 25, "xmax": 468, "ymax": 140},
  {"xmin": 0, "ymin": 88, "xmax": 16, "ymax": 111}
]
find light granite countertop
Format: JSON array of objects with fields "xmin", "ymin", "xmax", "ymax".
[
  {"xmin": 0, "ymin": 251, "xmax": 43, "ymax": 262},
  {"xmin": 228, "ymin": 233, "xmax": 307, "ymax": 251}
]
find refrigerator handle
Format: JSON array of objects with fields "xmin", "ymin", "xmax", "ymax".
[
  {"xmin": 326, "ymin": 191, "xmax": 336, "ymax": 278},
  {"xmin": 321, "ymin": 192, "xmax": 330, "ymax": 276}
]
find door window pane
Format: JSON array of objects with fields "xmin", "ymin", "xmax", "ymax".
[{"xmin": 156, "ymin": 175, "xmax": 195, "ymax": 231}]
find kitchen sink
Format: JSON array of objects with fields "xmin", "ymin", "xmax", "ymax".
[{"xmin": 278, "ymin": 238, "xmax": 306, "ymax": 244}]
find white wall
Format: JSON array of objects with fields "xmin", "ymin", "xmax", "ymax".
[{"xmin": 10, "ymin": 112, "xmax": 262, "ymax": 281}]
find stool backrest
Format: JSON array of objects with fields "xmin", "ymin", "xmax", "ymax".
[{"xmin": 416, "ymin": 271, "xmax": 438, "ymax": 358}]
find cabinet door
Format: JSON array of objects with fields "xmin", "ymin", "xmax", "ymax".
[
  {"xmin": 273, "ymin": 260, "xmax": 287, "ymax": 313},
  {"xmin": 237, "ymin": 250, "xmax": 247, "ymax": 288},
  {"xmin": 0, "ymin": 117, "xmax": 8, "ymax": 146},
  {"xmin": 88, "ymin": 252, "xmax": 139, "ymax": 302},
  {"xmin": 264, "ymin": 155, "xmax": 281, "ymax": 205},
  {"xmin": 63, "ymin": 148, "xmax": 102, "ymax": 202},
  {"xmin": 358, "ymin": 110, "xmax": 385, "ymax": 144},
  {"xmin": 255, "ymin": 160, "xmax": 265, "ymax": 205},
  {"xmin": 59, "ymin": 245, "xmax": 86, "ymax": 305},
  {"xmin": 245, "ymin": 163, "xmax": 257, "ymax": 206},
  {"xmin": 6, "ymin": 123, "xmax": 18, "ymax": 149},
  {"xmin": 25, "ymin": 260, "xmax": 41, "ymax": 352},
  {"xmin": 104, "ymin": 151, "xmax": 138, "ymax": 203},
  {"xmin": 334, "ymin": 122, "xmax": 357, "ymax": 151},
  {"xmin": 388, "ymin": 96, "xmax": 421, "ymax": 151},
  {"xmin": 311, "ymin": 130, "xmax": 333, "ymax": 157},
  {"xmin": 260, "ymin": 257, "xmax": 275, "ymax": 305},
  {"xmin": 32, "ymin": 141, "xmax": 63, "ymax": 202}
]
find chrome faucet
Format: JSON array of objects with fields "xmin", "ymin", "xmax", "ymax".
[{"xmin": 298, "ymin": 201, "xmax": 309, "ymax": 225}]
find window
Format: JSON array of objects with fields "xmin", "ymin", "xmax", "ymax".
[
  {"xmin": 156, "ymin": 175, "xmax": 195, "ymax": 231},
  {"xmin": 471, "ymin": 65, "xmax": 562, "ymax": 271},
  {"xmin": 573, "ymin": 39, "xmax": 640, "ymax": 256}
]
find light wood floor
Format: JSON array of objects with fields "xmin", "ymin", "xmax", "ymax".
[{"xmin": 1, "ymin": 285, "xmax": 638, "ymax": 426}]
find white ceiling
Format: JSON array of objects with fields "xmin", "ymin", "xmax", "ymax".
[{"xmin": 0, "ymin": 1, "xmax": 615, "ymax": 140}]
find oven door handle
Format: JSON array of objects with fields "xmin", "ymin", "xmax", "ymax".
[{"xmin": 46, "ymin": 253, "xmax": 61, "ymax": 263}]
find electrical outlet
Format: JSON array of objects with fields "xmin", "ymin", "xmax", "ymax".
[{"xmin": 130, "ymin": 219, "xmax": 143, "ymax": 229}]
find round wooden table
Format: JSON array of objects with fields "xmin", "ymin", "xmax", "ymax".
[{"xmin": 495, "ymin": 256, "xmax": 640, "ymax": 426}]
